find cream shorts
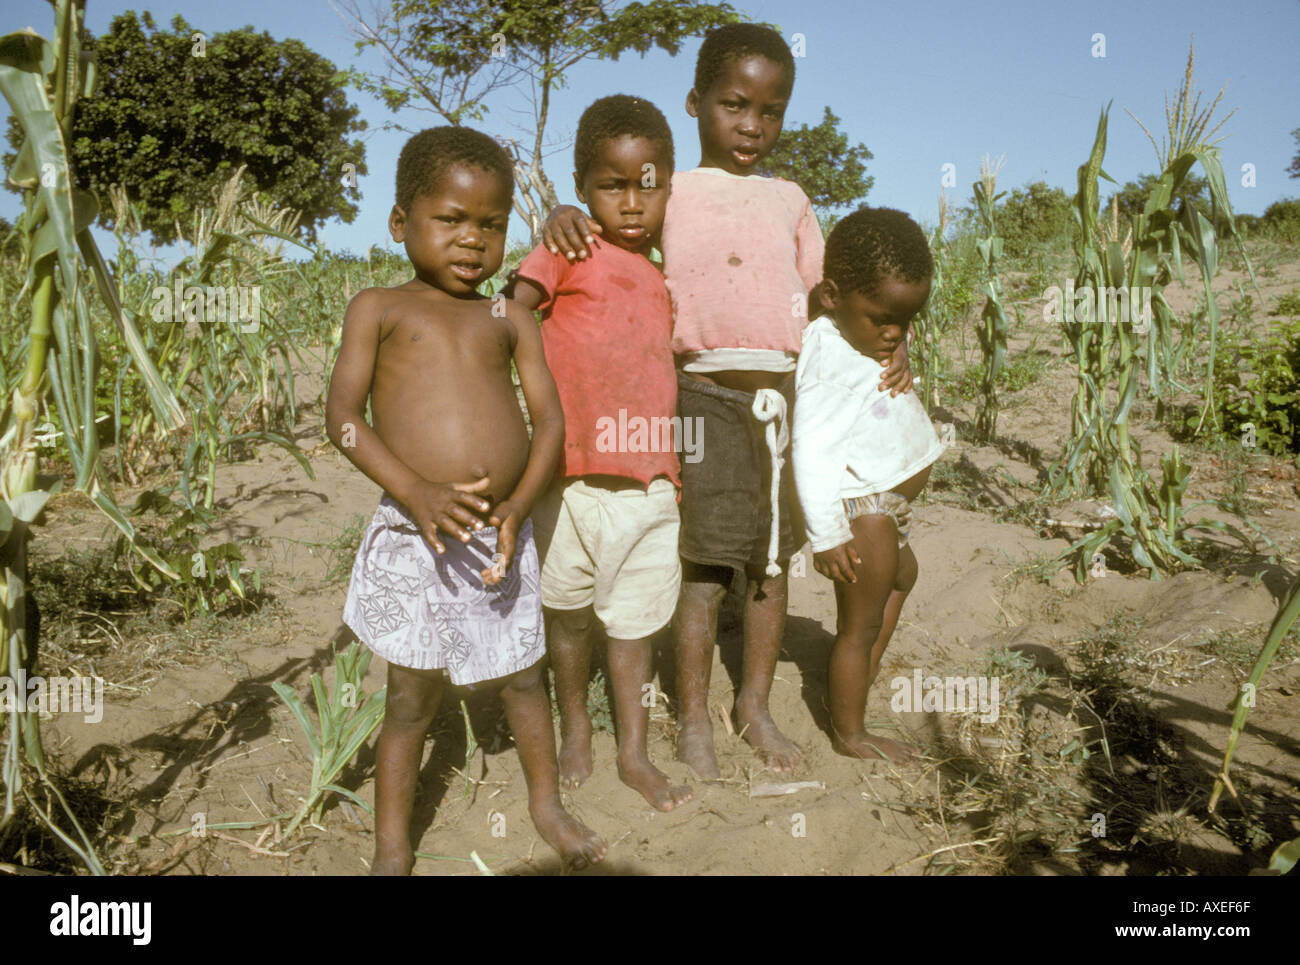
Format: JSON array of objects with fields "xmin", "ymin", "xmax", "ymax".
[{"xmin": 533, "ymin": 477, "xmax": 681, "ymax": 640}]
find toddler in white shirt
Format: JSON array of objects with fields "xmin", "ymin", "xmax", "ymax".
[{"xmin": 792, "ymin": 207, "xmax": 942, "ymax": 763}]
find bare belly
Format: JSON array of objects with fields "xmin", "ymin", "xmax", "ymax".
[{"xmin": 373, "ymin": 379, "xmax": 529, "ymax": 506}]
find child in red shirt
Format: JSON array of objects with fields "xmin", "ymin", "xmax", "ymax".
[
  {"xmin": 508, "ymin": 96, "xmax": 692, "ymax": 812},
  {"xmin": 540, "ymin": 27, "xmax": 913, "ymax": 780}
]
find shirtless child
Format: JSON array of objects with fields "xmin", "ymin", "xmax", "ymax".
[{"xmin": 326, "ymin": 126, "xmax": 606, "ymax": 873}]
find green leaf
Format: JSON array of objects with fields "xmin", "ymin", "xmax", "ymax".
[
  {"xmin": 1268, "ymin": 835, "xmax": 1300, "ymax": 875},
  {"xmin": 311, "ymin": 673, "xmax": 333, "ymax": 748},
  {"xmin": 272, "ymin": 681, "xmax": 321, "ymax": 758},
  {"xmin": 91, "ymin": 490, "xmax": 180, "ymax": 579},
  {"xmin": 321, "ymin": 783, "xmax": 373, "ymax": 815}
]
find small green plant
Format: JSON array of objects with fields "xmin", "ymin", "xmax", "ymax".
[
  {"xmin": 587, "ymin": 669, "xmax": 614, "ymax": 735},
  {"xmin": 1206, "ymin": 315, "xmax": 1300, "ymax": 455},
  {"xmin": 952, "ymin": 344, "xmax": 1055, "ymax": 403},
  {"xmin": 116, "ymin": 495, "xmax": 258, "ymax": 620},
  {"xmin": 324, "ymin": 514, "xmax": 367, "ymax": 582},
  {"xmin": 272, "ymin": 642, "xmax": 387, "ymax": 837},
  {"xmin": 1272, "ymin": 290, "xmax": 1300, "ymax": 317}
]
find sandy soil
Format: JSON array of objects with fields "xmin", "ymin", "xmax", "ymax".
[{"xmin": 28, "ymin": 253, "xmax": 1300, "ymax": 876}]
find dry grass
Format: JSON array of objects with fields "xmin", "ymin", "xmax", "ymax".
[{"xmin": 874, "ymin": 615, "xmax": 1294, "ymax": 874}]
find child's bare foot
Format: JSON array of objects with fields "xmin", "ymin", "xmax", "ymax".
[
  {"xmin": 370, "ymin": 844, "xmax": 415, "ymax": 876},
  {"xmin": 530, "ymin": 801, "xmax": 607, "ymax": 870},
  {"xmin": 833, "ymin": 731, "xmax": 916, "ymax": 763},
  {"xmin": 558, "ymin": 721, "xmax": 593, "ymax": 788},
  {"xmin": 617, "ymin": 753, "xmax": 693, "ymax": 811},
  {"xmin": 675, "ymin": 714, "xmax": 721, "ymax": 781},
  {"xmin": 734, "ymin": 705, "xmax": 803, "ymax": 772}
]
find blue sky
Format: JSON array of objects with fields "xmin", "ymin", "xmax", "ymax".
[{"xmin": 3, "ymin": 0, "xmax": 1298, "ymax": 262}]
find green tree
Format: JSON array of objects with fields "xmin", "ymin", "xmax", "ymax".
[
  {"xmin": 338, "ymin": 0, "xmax": 742, "ymax": 241},
  {"xmin": 1259, "ymin": 197, "xmax": 1300, "ymax": 243},
  {"xmin": 5, "ymin": 11, "xmax": 368, "ymax": 245},
  {"xmin": 1288, "ymin": 127, "xmax": 1300, "ymax": 179},
  {"xmin": 1107, "ymin": 171, "xmax": 1209, "ymax": 223},
  {"xmin": 757, "ymin": 106, "xmax": 872, "ymax": 220},
  {"xmin": 984, "ymin": 180, "xmax": 1073, "ymax": 257}
]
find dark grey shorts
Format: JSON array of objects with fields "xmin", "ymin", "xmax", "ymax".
[{"xmin": 677, "ymin": 371, "xmax": 803, "ymax": 573}]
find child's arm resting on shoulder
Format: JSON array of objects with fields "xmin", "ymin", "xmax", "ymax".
[
  {"xmin": 792, "ymin": 376, "xmax": 860, "ymax": 584},
  {"xmin": 484, "ymin": 302, "xmax": 564, "ymax": 583},
  {"xmin": 541, "ymin": 204, "xmax": 602, "ymax": 261},
  {"xmin": 325, "ymin": 289, "xmax": 491, "ymax": 553},
  {"xmin": 504, "ymin": 244, "xmax": 565, "ymax": 312},
  {"xmin": 879, "ymin": 338, "xmax": 913, "ymax": 397}
]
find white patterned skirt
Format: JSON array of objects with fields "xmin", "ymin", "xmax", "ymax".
[{"xmin": 342, "ymin": 497, "xmax": 544, "ymax": 685}]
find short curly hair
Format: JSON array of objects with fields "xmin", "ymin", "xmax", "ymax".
[
  {"xmin": 394, "ymin": 126, "xmax": 514, "ymax": 211},
  {"xmin": 824, "ymin": 206, "xmax": 934, "ymax": 297},
  {"xmin": 693, "ymin": 23, "xmax": 795, "ymax": 97},
  {"xmin": 574, "ymin": 95, "xmax": 674, "ymax": 184}
]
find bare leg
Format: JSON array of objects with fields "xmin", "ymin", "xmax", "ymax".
[
  {"xmin": 829, "ymin": 517, "xmax": 918, "ymax": 762},
  {"xmin": 497, "ymin": 661, "xmax": 606, "ymax": 869},
  {"xmin": 607, "ymin": 634, "xmax": 692, "ymax": 810},
  {"xmin": 545, "ymin": 605, "xmax": 595, "ymax": 788},
  {"xmin": 734, "ymin": 567, "xmax": 803, "ymax": 772},
  {"xmin": 371, "ymin": 663, "xmax": 444, "ymax": 876},
  {"xmin": 673, "ymin": 563, "xmax": 729, "ymax": 780}
]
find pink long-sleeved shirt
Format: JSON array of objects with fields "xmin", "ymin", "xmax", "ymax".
[{"xmin": 663, "ymin": 168, "xmax": 824, "ymax": 372}]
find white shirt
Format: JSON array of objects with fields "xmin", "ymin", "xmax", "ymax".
[{"xmin": 792, "ymin": 316, "xmax": 944, "ymax": 552}]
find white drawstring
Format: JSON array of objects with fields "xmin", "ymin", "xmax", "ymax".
[{"xmin": 751, "ymin": 389, "xmax": 788, "ymax": 578}]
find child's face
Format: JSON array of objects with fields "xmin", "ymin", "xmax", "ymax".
[
  {"xmin": 686, "ymin": 54, "xmax": 790, "ymax": 175},
  {"xmin": 389, "ymin": 163, "xmax": 512, "ymax": 297},
  {"xmin": 824, "ymin": 273, "xmax": 932, "ymax": 364},
  {"xmin": 574, "ymin": 135, "xmax": 672, "ymax": 255}
]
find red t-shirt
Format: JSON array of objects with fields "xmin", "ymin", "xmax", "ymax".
[{"xmin": 516, "ymin": 240, "xmax": 680, "ymax": 486}]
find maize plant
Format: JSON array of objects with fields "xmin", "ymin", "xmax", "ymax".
[
  {"xmin": 912, "ymin": 192, "xmax": 951, "ymax": 411},
  {"xmin": 1208, "ymin": 571, "xmax": 1300, "ymax": 874},
  {"xmin": 272, "ymin": 642, "xmax": 386, "ymax": 838},
  {"xmin": 0, "ymin": 0, "xmax": 185, "ymax": 873},
  {"xmin": 1049, "ymin": 44, "xmax": 1251, "ymax": 577},
  {"xmin": 972, "ymin": 156, "xmax": 1011, "ymax": 442},
  {"xmin": 106, "ymin": 172, "xmax": 315, "ymax": 509}
]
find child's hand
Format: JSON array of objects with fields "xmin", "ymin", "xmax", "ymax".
[
  {"xmin": 542, "ymin": 205, "xmax": 602, "ymax": 261},
  {"xmin": 879, "ymin": 339, "xmax": 914, "ymax": 397},
  {"xmin": 483, "ymin": 499, "xmax": 525, "ymax": 584},
  {"xmin": 406, "ymin": 475, "xmax": 492, "ymax": 553},
  {"xmin": 813, "ymin": 542, "xmax": 862, "ymax": 584}
]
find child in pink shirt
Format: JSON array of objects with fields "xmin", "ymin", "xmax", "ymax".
[{"xmin": 543, "ymin": 25, "xmax": 912, "ymax": 779}]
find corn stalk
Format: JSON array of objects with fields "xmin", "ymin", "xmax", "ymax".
[
  {"xmin": 912, "ymin": 192, "xmax": 951, "ymax": 411},
  {"xmin": 272, "ymin": 642, "xmax": 386, "ymax": 838},
  {"xmin": 0, "ymin": 0, "xmax": 184, "ymax": 873},
  {"xmin": 1207, "ymin": 570, "xmax": 1300, "ymax": 873},
  {"xmin": 107, "ymin": 172, "xmax": 315, "ymax": 508},
  {"xmin": 972, "ymin": 156, "xmax": 1011, "ymax": 442},
  {"xmin": 1049, "ymin": 43, "xmax": 1251, "ymax": 578}
]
